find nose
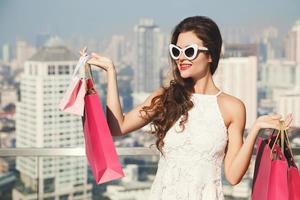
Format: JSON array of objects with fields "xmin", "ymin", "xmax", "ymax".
[{"xmin": 178, "ymin": 51, "xmax": 186, "ymax": 61}]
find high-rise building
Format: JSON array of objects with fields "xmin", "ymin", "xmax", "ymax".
[
  {"xmin": 222, "ymin": 27, "xmax": 247, "ymax": 44},
  {"xmin": 133, "ymin": 19, "xmax": 162, "ymax": 93},
  {"xmin": 105, "ymin": 35, "xmax": 126, "ymax": 67},
  {"xmin": 258, "ymin": 60, "xmax": 299, "ymax": 115},
  {"xmin": 260, "ymin": 27, "xmax": 282, "ymax": 61},
  {"xmin": 14, "ymin": 36, "xmax": 92, "ymax": 200},
  {"xmin": 276, "ymin": 92, "xmax": 300, "ymax": 127},
  {"xmin": 2, "ymin": 43, "xmax": 12, "ymax": 63},
  {"xmin": 260, "ymin": 60, "xmax": 297, "ymax": 94},
  {"xmin": 285, "ymin": 20, "xmax": 300, "ymax": 64},
  {"xmin": 214, "ymin": 56, "xmax": 258, "ymax": 129},
  {"xmin": 12, "ymin": 40, "xmax": 36, "ymax": 71},
  {"xmin": 223, "ymin": 43, "xmax": 259, "ymax": 58}
]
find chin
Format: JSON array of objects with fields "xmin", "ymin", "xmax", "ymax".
[{"xmin": 180, "ymin": 72, "xmax": 192, "ymax": 79}]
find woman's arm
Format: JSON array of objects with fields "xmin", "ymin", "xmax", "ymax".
[
  {"xmin": 83, "ymin": 50, "xmax": 164, "ymax": 137},
  {"xmin": 223, "ymin": 98, "xmax": 293, "ymax": 185},
  {"xmin": 106, "ymin": 67, "xmax": 164, "ymax": 136}
]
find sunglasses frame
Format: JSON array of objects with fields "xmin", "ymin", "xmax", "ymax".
[{"xmin": 169, "ymin": 44, "xmax": 209, "ymax": 60}]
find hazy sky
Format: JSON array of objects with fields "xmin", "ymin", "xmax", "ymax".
[{"xmin": 0, "ymin": 0, "xmax": 300, "ymax": 48}]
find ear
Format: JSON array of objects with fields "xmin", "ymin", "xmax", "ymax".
[{"xmin": 207, "ymin": 54, "xmax": 212, "ymax": 63}]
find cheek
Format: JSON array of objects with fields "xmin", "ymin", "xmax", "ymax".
[
  {"xmin": 199, "ymin": 53, "xmax": 210, "ymax": 61},
  {"xmin": 192, "ymin": 55, "xmax": 209, "ymax": 67}
]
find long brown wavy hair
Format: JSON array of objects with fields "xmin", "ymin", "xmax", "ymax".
[{"xmin": 139, "ymin": 16, "xmax": 223, "ymax": 156}]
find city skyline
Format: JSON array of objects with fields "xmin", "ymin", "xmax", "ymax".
[
  {"xmin": 1, "ymin": 0, "xmax": 300, "ymax": 50},
  {"xmin": 1, "ymin": 3, "xmax": 300, "ymax": 199}
]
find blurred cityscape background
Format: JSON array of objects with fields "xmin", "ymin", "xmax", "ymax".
[{"xmin": 0, "ymin": 0, "xmax": 300, "ymax": 199}]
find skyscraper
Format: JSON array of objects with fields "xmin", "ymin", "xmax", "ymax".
[
  {"xmin": 133, "ymin": 19, "xmax": 162, "ymax": 93},
  {"xmin": 276, "ymin": 92, "xmax": 300, "ymax": 127},
  {"xmin": 105, "ymin": 35, "xmax": 126, "ymax": 67},
  {"xmin": 285, "ymin": 20, "xmax": 300, "ymax": 64},
  {"xmin": 14, "ymin": 36, "xmax": 92, "ymax": 200},
  {"xmin": 2, "ymin": 43, "xmax": 12, "ymax": 63},
  {"xmin": 14, "ymin": 40, "xmax": 36, "ymax": 70}
]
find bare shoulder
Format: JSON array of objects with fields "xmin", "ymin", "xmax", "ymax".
[
  {"xmin": 217, "ymin": 92, "xmax": 246, "ymax": 127},
  {"xmin": 219, "ymin": 92, "xmax": 245, "ymax": 110}
]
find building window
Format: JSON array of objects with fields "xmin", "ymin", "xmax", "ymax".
[
  {"xmin": 48, "ymin": 65, "xmax": 55, "ymax": 75},
  {"xmin": 59, "ymin": 194, "xmax": 69, "ymax": 200},
  {"xmin": 74, "ymin": 191, "xmax": 84, "ymax": 196},
  {"xmin": 58, "ymin": 65, "xmax": 64, "ymax": 75},
  {"xmin": 64, "ymin": 65, "xmax": 70, "ymax": 75},
  {"xmin": 58, "ymin": 65, "xmax": 70, "ymax": 75}
]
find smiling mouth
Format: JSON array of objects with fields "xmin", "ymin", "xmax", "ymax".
[{"xmin": 179, "ymin": 64, "xmax": 192, "ymax": 70}]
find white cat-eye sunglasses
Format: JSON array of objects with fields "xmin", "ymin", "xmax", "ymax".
[{"xmin": 169, "ymin": 44, "xmax": 209, "ymax": 60}]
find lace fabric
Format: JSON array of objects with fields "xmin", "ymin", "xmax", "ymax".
[{"xmin": 148, "ymin": 92, "xmax": 228, "ymax": 200}]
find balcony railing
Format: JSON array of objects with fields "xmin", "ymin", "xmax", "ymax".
[
  {"xmin": 1, "ymin": 147, "xmax": 300, "ymax": 200},
  {"xmin": 1, "ymin": 147, "xmax": 300, "ymax": 156},
  {"xmin": 0, "ymin": 147, "xmax": 159, "ymax": 157}
]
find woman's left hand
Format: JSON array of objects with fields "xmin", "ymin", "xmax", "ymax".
[{"xmin": 252, "ymin": 113, "xmax": 293, "ymax": 131}]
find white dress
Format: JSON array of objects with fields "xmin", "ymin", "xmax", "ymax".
[{"xmin": 148, "ymin": 90, "xmax": 228, "ymax": 200}]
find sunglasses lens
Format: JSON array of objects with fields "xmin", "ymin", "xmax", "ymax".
[
  {"xmin": 171, "ymin": 47, "xmax": 180, "ymax": 57},
  {"xmin": 185, "ymin": 47, "xmax": 195, "ymax": 58}
]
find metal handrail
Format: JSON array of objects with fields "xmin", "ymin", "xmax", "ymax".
[
  {"xmin": 0, "ymin": 147, "xmax": 300, "ymax": 157},
  {"xmin": 0, "ymin": 147, "xmax": 159, "ymax": 156}
]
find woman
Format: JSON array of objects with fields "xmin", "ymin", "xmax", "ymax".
[{"xmin": 80, "ymin": 16, "xmax": 293, "ymax": 200}]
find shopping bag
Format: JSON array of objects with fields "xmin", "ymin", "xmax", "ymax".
[
  {"xmin": 82, "ymin": 63, "xmax": 125, "ymax": 184},
  {"xmin": 252, "ymin": 121, "xmax": 300, "ymax": 200},
  {"xmin": 288, "ymin": 166, "xmax": 300, "ymax": 200},
  {"xmin": 58, "ymin": 55, "xmax": 89, "ymax": 116}
]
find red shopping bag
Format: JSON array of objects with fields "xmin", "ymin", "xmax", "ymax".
[
  {"xmin": 252, "ymin": 122, "xmax": 300, "ymax": 200},
  {"xmin": 59, "ymin": 56, "xmax": 88, "ymax": 116},
  {"xmin": 82, "ymin": 65, "xmax": 125, "ymax": 184}
]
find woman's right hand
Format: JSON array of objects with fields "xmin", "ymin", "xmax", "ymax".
[{"xmin": 79, "ymin": 47, "xmax": 115, "ymax": 72}]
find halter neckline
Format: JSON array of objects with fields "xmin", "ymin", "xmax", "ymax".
[{"xmin": 192, "ymin": 90, "xmax": 222, "ymax": 97}]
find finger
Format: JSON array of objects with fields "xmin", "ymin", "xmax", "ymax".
[
  {"xmin": 285, "ymin": 115, "xmax": 293, "ymax": 128},
  {"xmin": 284, "ymin": 113, "xmax": 292, "ymax": 121},
  {"xmin": 87, "ymin": 60, "xmax": 110, "ymax": 70},
  {"xmin": 283, "ymin": 113, "xmax": 292, "ymax": 122},
  {"xmin": 90, "ymin": 55, "xmax": 111, "ymax": 63},
  {"xmin": 264, "ymin": 121, "xmax": 280, "ymax": 130},
  {"xmin": 91, "ymin": 52, "xmax": 101, "ymax": 59},
  {"xmin": 270, "ymin": 114, "xmax": 282, "ymax": 120},
  {"xmin": 81, "ymin": 46, "xmax": 87, "ymax": 53},
  {"xmin": 79, "ymin": 46, "xmax": 88, "ymax": 55}
]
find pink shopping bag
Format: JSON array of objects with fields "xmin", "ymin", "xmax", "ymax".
[
  {"xmin": 82, "ymin": 76, "xmax": 125, "ymax": 184},
  {"xmin": 288, "ymin": 166, "xmax": 300, "ymax": 200},
  {"xmin": 58, "ymin": 56, "xmax": 88, "ymax": 116},
  {"xmin": 267, "ymin": 144, "xmax": 289, "ymax": 200},
  {"xmin": 252, "ymin": 136, "xmax": 273, "ymax": 199},
  {"xmin": 252, "ymin": 124, "xmax": 300, "ymax": 200}
]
